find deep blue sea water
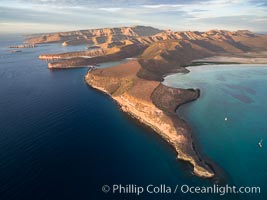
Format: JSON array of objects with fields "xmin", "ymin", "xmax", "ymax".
[{"xmin": 0, "ymin": 35, "xmax": 265, "ymax": 200}]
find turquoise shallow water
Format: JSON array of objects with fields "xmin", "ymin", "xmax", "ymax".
[
  {"xmin": 164, "ymin": 64, "xmax": 267, "ymax": 199},
  {"xmin": 0, "ymin": 34, "xmax": 265, "ymax": 200}
]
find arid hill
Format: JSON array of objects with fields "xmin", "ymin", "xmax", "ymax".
[
  {"xmin": 137, "ymin": 29, "xmax": 267, "ymax": 80},
  {"xmin": 26, "ymin": 26, "xmax": 162, "ymax": 46},
  {"xmin": 37, "ymin": 26, "xmax": 267, "ymax": 81},
  {"xmin": 36, "ymin": 26, "xmax": 267, "ymax": 178},
  {"xmin": 85, "ymin": 60, "xmax": 215, "ymax": 178}
]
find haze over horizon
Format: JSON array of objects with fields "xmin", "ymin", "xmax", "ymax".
[{"xmin": 0, "ymin": 0, "xmax": 267, "ymax": 34}]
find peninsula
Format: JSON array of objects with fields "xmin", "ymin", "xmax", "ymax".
[{"xmin": 29, "ymin": 26, "xmax": 267, "ymax": 178}]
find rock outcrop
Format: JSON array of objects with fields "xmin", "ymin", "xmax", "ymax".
[
  {"xmin": 85, "ymin": 60, "xmax": 214, "ymax": 178},
  {"xmin": 35, "ymin": 26, "xmax": 267, "ymax": 178},
  {"xmin": 26, "ymin": 26, "xmax": 162, "ymax": 46},
  {"xmin": 37, "ymin": 27, "xmax": 267, "ymax": 73}
]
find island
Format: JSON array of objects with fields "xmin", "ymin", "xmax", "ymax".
[
  {"xmin": 28, "ymin": 26, "xmax": 267, "ymax": 178},
  {"xmin": 9, "ymin": 44, "xmax": 36, "ymax": 48}
]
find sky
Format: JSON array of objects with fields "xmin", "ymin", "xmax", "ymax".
[{"xmin": 0, "ymin": 0, "xmax": 267, "ymax": 33}]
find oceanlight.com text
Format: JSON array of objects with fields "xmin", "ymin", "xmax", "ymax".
[
  {"xmin": 180, "ymin": 184, "xmax": 260, "ymax": 196},
  {"xmin": 102, "ymin": 184, "xmax": 261, "ymax": 196}
]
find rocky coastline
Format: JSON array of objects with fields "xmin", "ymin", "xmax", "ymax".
[
  {"xmin": 85, "ymin": 60, "xmax": 215, "ymax": 178},
  {"xmin": 33, "ymin": 26, "xmax": 267, "ymax": 179}
]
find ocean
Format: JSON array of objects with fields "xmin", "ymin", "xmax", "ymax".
[
  {"xmin": 164, "ymin": 64, "xmax": 267, "ymax": 199},
  {"xmin": 0, "ymin": 35, "xmax": 265, "ymax": 200}
]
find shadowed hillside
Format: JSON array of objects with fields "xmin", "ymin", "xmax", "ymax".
[
  {"xmin": 37, "ymin": 27, "xmax": 267, "ymax": 80},
  {"xmin": 35, "ymin": 25, "xmax": 267, "ymax": 179},
  {"xmin": 26, "ymin": 26, "xmax": 163, "ymax": 46}
]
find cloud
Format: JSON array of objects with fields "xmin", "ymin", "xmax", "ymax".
[
  {"xmin": 142, "ymin": 4, "xmax": 183, "ymax": 8},
  {"xmin": 9, "ymin": 0, "xmax": 211, "ymax": 8},
  {"xmin": 0, "ymin": 0, "xmax": 267, "ymax": 33},
  {"xmin": 249, "ymin": 0, "xmax": 267, "ymax": 7},
  {"xmin": 193, "ymin": 15, "xmax": 267, "ymax": 32},
  {"xmin": 98, "ymin": 7, "xmax": 122, "ymax": 12}
]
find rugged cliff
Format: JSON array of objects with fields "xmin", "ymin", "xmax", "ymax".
[
  {"xmin": 85, "ymin": 60, "xmax": 214, "ymax": 178},
  {"xmin": 38, "ymin": 27, "xmax": 267, "ymax": 73},
  {"xmin": 26, "ymin": 26, "xmax": 162, "ymax": 45},
  {"xmin": 35, "ymin": 26, "xmax": 267, "ymax": 178}
]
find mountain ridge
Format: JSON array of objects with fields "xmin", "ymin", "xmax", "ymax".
[
  {"xmin": 36, "ymin": 26, "xmax": 267, "ymax": 80},
  {"xmin": 34, "ymin": 25, "xmax": 267, "ymax": 179}
]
